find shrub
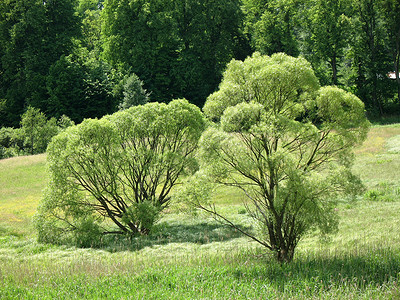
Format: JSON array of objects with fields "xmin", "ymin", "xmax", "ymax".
[{"xmin": 35, "ymin": 99, "xmax": 206, "ymax": 244}]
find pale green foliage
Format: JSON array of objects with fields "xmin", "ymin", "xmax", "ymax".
[
  {"xmin": 57, "ymin": 114, "xmax": 75, "ymax": 130},
  {"xmin": 72, "ymin": 216, "xmax": 103, "ymax": 247},
  {"xmin": 121, "ymin": 201, "xmax": 161, "ymax": 234},
  {"xmin": 193, "ymin": 53, "xmax": 369, "ymax": 262},
  {"xmin": 36, "ymin": 99, "xmax": 206, "ymax": 244},
  {"xmin": 203, "ymin": 52, "xmax": 319, "ymax": 121},
  {"xmin": 221, "ymin": 102, "xmax": 264, "ymax": 132},
  {"xmin": 0, "ymin": 112, "xmax": 77, "ymax": 159},
  {"xmin": 118, "ymin": 73, "xmax": 149, "ymax": 110},
  {"xmin": 20, "ymin": 106, "xmax": 59, "ymax": 155}
]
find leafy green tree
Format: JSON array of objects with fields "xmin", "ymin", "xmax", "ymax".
[
  {"xmin": 172, "ymin": 0, "xmax": 249, "ymax": 106},
  {"xmin": 0, "ymin": 127, "xmax": 24, "ymax": 158},
  {"xmin": 46, "ymin": 55, "xmax": 86, "ymax": 121},
  {"xmin": 81, "ymin": 58, "xmax": 118, "ymax": 118},
  {"xmin": 189, "ymin": 53, "xmax": 369, "ymax": 263},
  {"xmin": 57, "ymin": 114, "xmax": 75, "ymax": 130},
  {"xmin": 76, "ymin": 0, "xmax": 104, "ymax": 56},
  {"xmin": 242, "ymin": 0, "xmax": 299, "ymax": 56},
  {"xmin": 102, "ymin": 0, "xmax": 178, "ymax": 100},
  {"xmin": 0, "ymin": 0, "xmax": 45, "ymax": 126},
  {"xmin": 380, "ymin": 0, "xmax": 400, "ymax": 105},
  {"xmin": 20, "ymin": 106, "xmax": 59, "ymax": 155},
  {"xmin": 77, "ymin": 0, "xmax": 104, "ymax": 16},
  {"xmin": 349, "ymin": 0, "xmax": 393, "ymax": 114},
  {"xmin": 303, "ymin": 0, "xmax": 351, "ymax": 85},
  {"xmin": 0, "ymin": 127, "xmax": 14, "ymax": 149},
  {"xmin": 0, "ymin": 111, "xmax": 73, "ymax": 159},
  {"xmin": 47, "ymin": 54, "xmax": 117, "ymax": 123},
  {"xmin": 35, "ymin": 99, "xmax": 206, "ymax": 244},
  {"xmin": 102, "ymin": 0, "xmax": 248, "ymax": 107},
  {"xmin": 0, "ymin": 0, "xmax": 79, "ymax": 127},
  {"xmin": 20, "ymin": 107, "xmax": 48, "ymax": 155}
]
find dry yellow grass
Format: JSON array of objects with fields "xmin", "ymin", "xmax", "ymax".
[
  {"xmin": 0, "ymin": 153, "xmax": 46, "ymax": 168},
  {"xmin": 354, "ymin": 124, "xmax": 400, "ymax": 155}
]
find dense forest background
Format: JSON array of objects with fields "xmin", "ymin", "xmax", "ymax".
[{"xmin": 0, "ymin": 0, "xmax": 399, "ymax": 129}]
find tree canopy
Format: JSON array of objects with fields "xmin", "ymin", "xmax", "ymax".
[
  {"xmin": 0, "ymin": 0, "xmax": 397, "ymax": 136},
  {"xmin": 35, "ymin": 99, "xmax": 206, "ymax": 245},
  {"xmin": 0, "ymin": 0, "xmax": 79, "ymax": 127},
  {"xmin": 186, "ymin": 53, "xmax": 369, "ymax": 262},
  {"xmin": 101, "ymin": 0, "xmax": 248, "ymax": 107}
]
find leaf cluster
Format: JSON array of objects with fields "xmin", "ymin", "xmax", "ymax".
[
  {"xmin": 36, "ymin": 99, "xmax": 206, "ymax": 243},
  {"xmin": 191, "ymin": 53, "xmax": 370, "ymax": 262}
]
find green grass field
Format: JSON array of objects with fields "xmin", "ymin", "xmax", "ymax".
[
  {"xmin": 0, "ymin": 154, "xmax": 47, "ymax": 237},
  {"xmin": 1, "ymin": 125, "xmax": 400, "ymax": 299}
]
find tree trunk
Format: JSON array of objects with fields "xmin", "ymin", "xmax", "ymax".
[
  {"xmin": 276, "ymin": 247, "xmax": 295, "ymax": 263},
  {"xmin": 395, "ymin": 31, "xmax": 400, "ymax": 106},
  {"xmin": 331, "ymin": 55, "xmax": 338, "ymax": 85}
]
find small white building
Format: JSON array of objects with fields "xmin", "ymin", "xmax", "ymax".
[{"xmin": 387, "ymin": 71, "xmax": 398, "ymax": 79}]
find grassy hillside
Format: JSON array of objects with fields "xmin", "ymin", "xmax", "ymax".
[
  {"xmin": 0, "ymin": 154, "xmax": 47, "ymax": 236},
  {"xmin": 0, "ymin": 125, "xmax": 400, "ymax": 299}
]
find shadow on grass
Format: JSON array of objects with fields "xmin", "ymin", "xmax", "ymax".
[
  {"xmin": 99, "ymin": 222, "xmax": 247, "ymax": 252},
  {"xmin": 368, "ymin": 113, "xmax": 400, "ymax": 125},
  {"xmin": 226, "ymin": 247, "xmax": 400, "ymax": 295}
]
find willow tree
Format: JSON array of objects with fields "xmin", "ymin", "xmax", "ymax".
[
  {"xmin": 189, "ymin": 53, "xmax": 369, "ymax": 263},
  {"xmin": 36, "ymin": 99, "xmax": 206, "ymax": 245}
]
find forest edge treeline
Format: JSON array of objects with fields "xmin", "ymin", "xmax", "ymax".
[{"xmin": 0, "ymin": 0, "xmax": 399, "ymax": 131}]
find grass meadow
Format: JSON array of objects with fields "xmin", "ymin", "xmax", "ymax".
[{"xmin": 1, "ymin": 125, "xmax": 400, "ymax": 299}]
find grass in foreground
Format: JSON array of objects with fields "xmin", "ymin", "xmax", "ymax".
[
  {"xmin": 0, "ymin": 125, "xmax": 400, "ymax": 298},
  {"xmin": 1, "ymin": 234, "xmax": 399, "ymax": 299}
]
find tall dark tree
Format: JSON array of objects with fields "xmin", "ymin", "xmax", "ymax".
[
  {"xmin": 102, "ymin": 0, "xmax": 178, "ymax": 101},
  {"xmin": 46, "ymin": 0, "xmax": 119, "ymax": 122},
  {"xmin": 349, "ymin": 0, "xmax": 392, "ymax": 114},
  {"xmin": 0, "ymin": 0, "xmax": 79, "ymax": 127},
  {"xmin": 102, "ymin": 0, "xmax": 249, "ymax": 107},
  {"xmin": 0, "ymin": 0, "xmax": 45, "ymax": 126},
  {"xmin": 47, "ymin": 54, "xmax": 117, "ymax": 123},
  {"xmin": 381, "ymin": 0, "xmax": 400, "ymax": 106},
  {"xmin": 46, "ymin": 55, "xmax": 86, "ymax": 121},
  {"xmin": 242, "ymin": 0, "xmax": 299, "ymax": 56},
  {"xmin": 172, "ymin": 0, "xmax": 249, "ymax": 106},
  {"xmin": 303, "ymin": 0, "xmax": 351, "ymax": 86}
]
